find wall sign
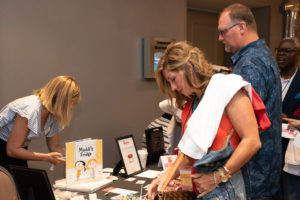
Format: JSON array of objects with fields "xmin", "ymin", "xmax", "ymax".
[{"xmin": 143, "ymin": 37, "xmax": 175, "ymax": 78}]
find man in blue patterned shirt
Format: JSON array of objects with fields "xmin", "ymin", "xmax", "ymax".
[{"xmin": 218, "ymin": 3, "xmax": 282, "ymax": 199}]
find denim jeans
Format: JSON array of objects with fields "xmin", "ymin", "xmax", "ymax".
[
  {"xmin": 196, "ymin": 181, "xmax": 235, "ymax": 200},
  {"xmin": 193, "ymin": 137, "xmax": 246, "ymax": 200}
]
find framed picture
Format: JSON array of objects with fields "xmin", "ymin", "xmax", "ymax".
[{"xmin": 115, "ymin": 135, "xmax": 142, "ymax": 177}]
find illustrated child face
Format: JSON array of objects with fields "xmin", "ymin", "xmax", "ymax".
[
  {"xmin": 75, "ymin": 161, "xmax": 85, "ymax": 171},
  {"xmin": 88, "ymin": 159, "xmax": 97, "ymax": 168}
]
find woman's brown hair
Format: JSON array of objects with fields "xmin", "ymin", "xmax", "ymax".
[{"xmin": 155, "ymin": 41, "xmax": 215, "ymax": 109}]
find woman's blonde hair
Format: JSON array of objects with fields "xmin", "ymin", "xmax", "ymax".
[
  {"xmin": 155, "ymin": 41, "xmax": 215, "ymax": 109},
  {"xmin": 33, "ymin": 75, "xmax": 81, "ymax": 127}
]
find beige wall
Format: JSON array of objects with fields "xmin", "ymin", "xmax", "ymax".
[
  {"xmin": 269, "ymin": 0, "xmax": 285, "ymax": 51},
  {"xmin": 0, "ymin": 0, "xmax": 187, "ymax": 182}
]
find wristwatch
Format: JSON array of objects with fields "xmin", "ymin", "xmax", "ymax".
[{"xmin": 217, "ymin": 166, "xmax": 231, "ymax": 183}]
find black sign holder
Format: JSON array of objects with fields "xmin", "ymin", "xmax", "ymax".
[{"xmin": 115, "ymin": 135, "xmax": 142, "ymax": 177}]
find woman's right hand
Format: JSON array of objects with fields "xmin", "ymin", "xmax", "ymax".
[
  {"xmin": 148, "ymin": 174, "xmax": 168, "ymax": 200},
  {"xmin": 148, "ymin": 177, "xmax": 160, "ymax": 200},
  {"xmin": 45, "ymin": 152, "xmax": 65, "ymax": 165}
]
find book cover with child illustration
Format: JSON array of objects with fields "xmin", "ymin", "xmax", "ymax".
[{"xmin": 65, "ymin": 139, "xmax": 103, "ymax": 184}]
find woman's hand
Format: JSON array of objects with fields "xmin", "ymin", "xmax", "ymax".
[
  {"xmin": 148, "ymin": 174, "xmax": 167, "ymax": 200},
  {"xmin": 148, "ymin": 153, "xmax": 191, "ymax": 199},
  {"xmin": 45, "ymin": 152, "xmax": 65, "ymax": 165},
  {"xmin": 192, "ymin": 171, "xmax": 218, "ymax": 198},
  {"xmin": 148, "ymin": 177, "xmax": 160, "ymax": 200}
]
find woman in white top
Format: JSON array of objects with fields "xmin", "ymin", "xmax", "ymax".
[{"xmin": 0, "ymin": 75, "xmax": 81, "ymax": 170}]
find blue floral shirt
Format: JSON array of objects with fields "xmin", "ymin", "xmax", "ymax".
[
  {"xmin": 0, "ymin": 95, "xmax": 63, "ymax": 147},
  {"xmin": 231, "ymin": 39, "xmax": 282, "ymax": 199}
]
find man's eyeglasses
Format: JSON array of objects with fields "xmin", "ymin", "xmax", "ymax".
[
  {"xmin": 218, "ymin": 23, "xmax": 239, "ymax": 36},
  {"xmin": 275, "ymin": 48, "xmax": 299, "ymax": 53}
]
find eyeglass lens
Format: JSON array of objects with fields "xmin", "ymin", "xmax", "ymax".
[
  {"xmin": 275, "ymin": 48, "xmax": 297, "ymax": 53},
  {"xmin": 218, "ymin": 23, "xmax": 239, "ymax": 36}
]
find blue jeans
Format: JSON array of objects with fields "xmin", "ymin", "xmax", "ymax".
[
  {"xmin": 196, "ymin": 181, "xmax": 235, "ymax": 200},
  {"xmin": 193, "ymin": 138, "xmax": 245, "ymax": 200}
]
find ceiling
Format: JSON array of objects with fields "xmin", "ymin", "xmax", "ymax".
[{"xmin": 187, "ymin": 0, "xmax": 275, "ymax": 12}]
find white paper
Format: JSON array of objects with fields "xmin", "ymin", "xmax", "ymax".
[
  {"xmin": 110, "ymin": 194, "xmax": 122, "ymax": 200},
  {"xmin": 160, "ymin": 155, "xmax": 177, "ymax": 170},
  {"xmin": 107, "ymin": 188, "xmax": 138, "ymax": 195},
  {"xmin": 293, "ymin": 132, "xmax": 300, "ymax": 149},
  {"xmin": 125, "ymin": 177, "xmax": 136, "ymax": 182},
  {"xmin": 70, "ymin": 195, "xmax": 85, "ymax": 200},
  {"xmin": 89, "ymin": 193, "xmax": 97, "ymax": 200},
  {"xmin": 53, "ymin": 178, "xmax": 113, "ymax": 193},
  {"xmin": 136, "ymin": 180, "xmax": 146, "ymax": 184},
  {"xmin": 135, "ymin": 170, "xmax": 162, "ymax": 179},
  {"xmin": 103, "ymin": 168, "xmax": 114, "ymax": 173},
  {"xmin": 282, "ymin": 123, "xmax": 300, "ymax": 139}
]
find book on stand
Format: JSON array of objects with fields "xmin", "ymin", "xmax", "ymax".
[{"xmin": 53, "ymin": 138, "xmax": 113, "ymax": 193}]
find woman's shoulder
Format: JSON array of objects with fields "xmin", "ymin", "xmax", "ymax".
[
  {"xmin": 13, "ymin": 95, "xmax": 39, "ymax": 103},
  {"xmin": 11, "ymin": 95, "xmax": 39, "ymax": 105},
  {"xmin": 211, "ymin": 73, "xmax": 242, "ymax": 81},
  {"xmin": 7, "ymin": 95, "xmax": 41, "ymax": 116},
  {"xmin": 0, "ymin": 95, "xmax": 41, "ymax": 128},
  {"xmin": 209, "ymin": 74, "xmax": 247, "ymax": 91}
]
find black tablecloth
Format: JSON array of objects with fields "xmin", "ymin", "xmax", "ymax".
[{"xmin": 56, "ymin": 164, "xmax": 162, "ymax": 200}]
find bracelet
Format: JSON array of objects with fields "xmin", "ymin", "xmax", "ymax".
[
  {"xmin": 223, "ymin": 166, "xmax": 230, "ymax": 173},
  {"xmin": 218, "ymin": 167, "xmax": 231, "ymax": 183},
  {"xmin": 213, "ymin": 171, "xmax": 218, "ymax": 186}
]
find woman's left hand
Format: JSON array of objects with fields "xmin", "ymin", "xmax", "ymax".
[{"xmin": 192, "ymin": 172, "xmax": 218, "ymax": 198}]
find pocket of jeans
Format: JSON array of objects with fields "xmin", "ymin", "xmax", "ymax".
[{"xmin": 199, "ymin": 182, "xmax": 235, "ymax": 200}]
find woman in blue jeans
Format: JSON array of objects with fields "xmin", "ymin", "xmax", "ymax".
[{"xmin": 148, "ymin": 42, "xmax": 270, "ymax": 200}]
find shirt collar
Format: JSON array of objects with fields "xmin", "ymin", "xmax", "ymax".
[{"xmin": 281, "ymin": 67, "xmax": 298, "ymax": 81}]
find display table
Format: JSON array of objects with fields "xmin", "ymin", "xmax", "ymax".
[
  {"xmin": 55, "ymin": 164, "xmax": 162, "ymax": 200},
  {"xmin": 96, "ymin": 173, "xmax": 153, "ymax": 200}
]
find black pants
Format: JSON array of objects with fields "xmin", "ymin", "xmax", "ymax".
[
  {"xmin": 0, "ymin": 139, "xmax": 27, "ymax": 171},
  {"xmin": 281, "ymin": 171, "xmax": 300, "ymax": 200}
]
